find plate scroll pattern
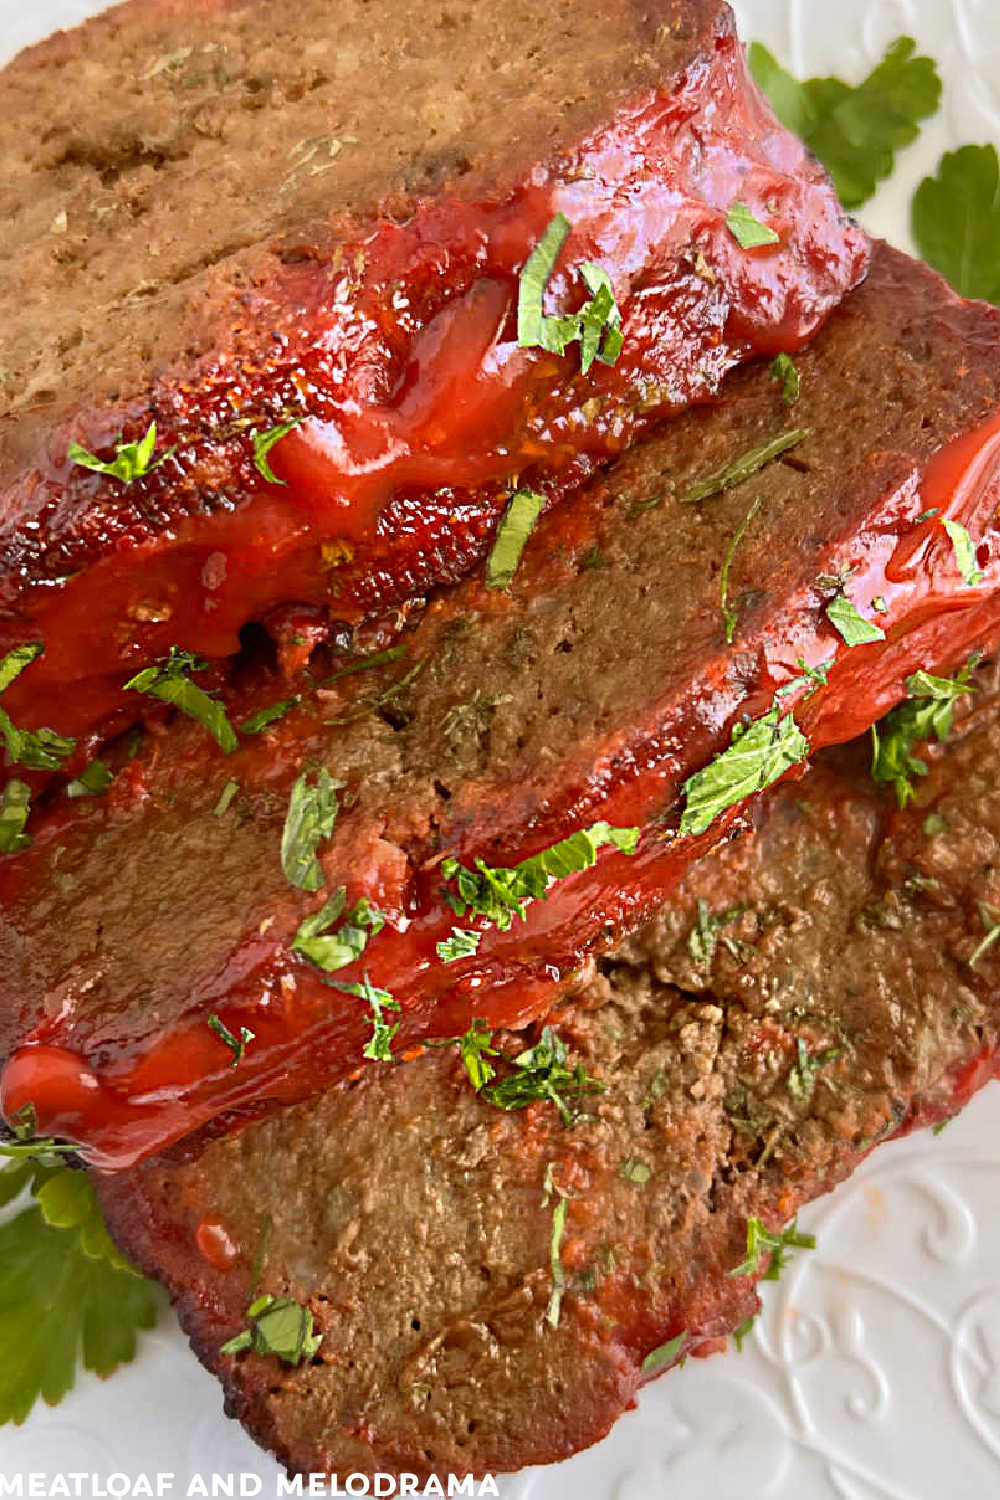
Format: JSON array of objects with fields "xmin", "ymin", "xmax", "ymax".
[{"xmin": 0, "ymin": 1, "xmax": 999, "ymax": 1497}]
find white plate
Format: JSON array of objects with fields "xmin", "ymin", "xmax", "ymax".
[{"xmin": 1, "ymin": 1, "xmax": 999, "ymax": 1496}]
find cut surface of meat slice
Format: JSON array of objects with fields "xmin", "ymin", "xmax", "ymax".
[
  {"xmin": 96, "ymin": 669, "xmax": 1000, "ymax": 1481},
  {"xmin": 3, "ymin": 243, "xmax": 1000, "ymax": 1166},
  {"xmin": 0, "ymin": 0, "xmax": 868, "ymax": 752}
]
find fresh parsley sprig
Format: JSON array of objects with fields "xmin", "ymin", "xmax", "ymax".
[
  {"xmin": 0, "ymin": 643, "xmax": 77, "ymax": 772},
  {"xmin": 912, "ymin": 144, "xmax": 1000, "ymax": 305},
  {"xmin": 679, "ymin": 707, "xmax": 809, "ymax": 839},
  {"xmin": 124, "ymin": 646, "xmax": 238, "ymax": 753},
  {"xmin": 728, "ymin": 1216, "xmax": 816, "ymax": 1281},
  {"xmin": 517, "ymin": 215, "xmax": 624, "ymax": 371},
  {"xmin": 480, "ymin": 1026, "xmax": 605, "ymax": 1126},
  {"xmin": 870, "ymin": 665, "xmax": 975, "ymax": 807},
  {"xmin": 68, "ymin": 421, "xmax": 176, "ymax": 486},
  {"xmin": 325, "ymin": 973, "xmax": 401, "ymax": 1062}
]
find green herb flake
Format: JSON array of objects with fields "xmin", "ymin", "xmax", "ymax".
[
  {"xmin": 517, "ymin": 216, "xmax": 624, "ymax": 370},
  {"xmin": 280, "ymin": 768, "xmax": 343, "ymax": 891},
  {"xmin": 968, "ymin": 902, "xmax": 1000, "ymax": 971},
  {"xmin": 0, "ymin": 643, "xmax": 76, "ymax": 772},
  {"xmin": 67, "ymin": 760, "xmax": 114, "ymax": 799},
  {"xmin": 728, "ymin": 1216, "xmax": 815, "ymax": 1281},
  {"xmin": 826, "ymin": 593, "xmax": 886, "ymax": 647},
  {"xmin": 923, "ymin": 812, "xmax": 948, "ymax": 838},
  {"xmin": 641, "ymin": 1332, "xmax": 687, "ymax": 1373},
  {"xmin": 769, "ymin": 353, "xmax": 801, "ymax": 405},
  {"xmin": 687, "ymin": 899, "xmax": 749, "ymax": 967},
  {"xmin": 732, "ymin": 1316, "xmax": 757, "ymax": 1352},
  {"xmin": 481, "ymin": 1025, "xmax": 604, "ymax": 1125},
  {"xmin": 208, "ymin": 1013, "xmax": 255, "ymax": 1067},
  {"xmin": 68, "ymin": 420, "xmax": 176, "ymax": 486},
  {"xmin": 870, "ymin": 664, "xmax": 975, "ymax": 807},
  {"xmin": 252, "ymin": 417, "xmax": 304, "ymax": 486},
  {"xmin": 577, "ymin": 262, "xmax": 624, "ymax": 372},
  {"xmin": 442, "ymin": 822, "xmax": 639, "ymax": 932},
  {"xmin": 679, "ymin": 707, "xmax": 809, "ymax": 839},
  {"xmin": 787, "ymin": 1038, "xmax": 844, "ymax": 1104},
  {"xmin": 124, "ymin": 646, "xmax": 238, "ymax": 753},
  {"xmin": 749, "ymin": 36, "xmax": 942, "ymax": 210},
  {"xmin": 292, "ymin": 890, "xmax": 385, "ymax": 973},
  {"xmin": 325, "ymin": 973, "xmax": 401, "ymax": 1062},
  {"xmin": 726, "ymin": 202, "xmax": 780, "ymax": 250},
  {"xmin": 680, "ymin": 429, "xmax": 807, "ymax": 505},
  {"xmin": 436, "ymin": 928, "xmax": 482, "ymax": 963},
  {"xmin": 220, "ymin": 1293, "xmax": 321, "ymax": 1365},
  {"xmin": 0, "ymin": 779, "xmax": 32, "ymax": 854},
  {"xmin": 720, "ymin": 496, "xmax": 763, "ymax": 644},
  {"xmin": 620, "ymin": 1158, "xmax": 652, "ymax": 1186},
  {"xmin": 912, "ymin": 144, "xmax": 1000, "ymax": 305},
  {"xmin": 213, "ymin": 779, "xmax": 240, "ymax": 817},
  {"xmin": 240, "ymin": 697, "xmax": 300, "ymax": 735},
  {"xmin": 942, "ymin": 518, "xmax": 985, "ymax": 587},
  {"xmin": 456, "ymin": 1021, "xmax": 499, "ymax": 1091},
  {"xmin": 318, "ymin": 644, "xmax": 408, "ymax": 687},
  {"xmin": 485, "ymin": 490, "xmax": 545, "ymax": 591},
  {"xmin": 545, "ymin": 1193, "xmax": 569, "ymax": 1330},
  {"xmin": 873, "ymin": 596, "xmax": 889, "ymax": 614}
]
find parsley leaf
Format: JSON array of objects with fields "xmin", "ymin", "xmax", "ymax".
[
  {"xmin": 870, "ymin": 665, "xmax": 975, "ymax": 807},
  {"xmin": 728, "ymin": 1217, "xmax": 815, "ymax": 1281},
  {"xmin": 679, "ymin": 429, "xmax": 807, "ymax": 505},
  {"xmin": 240, "ymin": 697, "xmax": 300, "ymax": 734},
  {"xmin": 679, "ymin": 707, "xmax": 809, "ymax": 839},
  {"xmin": 769, "ymin": 353, "xmax": 801, "ymax": 406},
  {"xmin": 456, "ymin": 1021, "xmax": 498, "ymax": 1090},
  {"xmin": 969, "ymin": 902, "xmax": 1000, "ymax": 970},
  {"xmin": 732, "ymin": 1316, "xmax": 757, "ymax": 1352},
  {"xmin": 826, "ymin": 592, "xmax": 886, "ymax": 647},
  {"xmin": 749, "ymin": 36, "xmax": 942, "ymax": 209},
  {"xmin": 124, "ymin": 647, "xmax": 238, "ymax": 753},
  {"xmin": 726, "ymin": 202, "xmax": 780, "ymax": 249},
  {"xmin": 577, "ymin": 262, "xmax": 624, "ymax": 371},
  {"xmin": 208, "ymin": 1013, "xmax": 255, "ymax": 1067},
  {"xmin": 292, "ymin": 890, "xmax": 385, "ymax": 972},
  {"xmin": 442, "ymin": 822, "xmax": 639, "ymax": 932},
  {"xmin": 481, "ymin": 1026, "xmax": 605, "ymax": 1125},
  {"xmin": 687, "ymin": 899, "xmax": 749, "ymax": 967},
  {"xmin": 67, "ymin": 760, "xmax": 113, "ymax": 799},
  {"xmin": 0, "ymin": 643, "xmax": 76, "ymax": 771},
  {"xmin": 280, "ymin": 768, "xmax": 343, "ymax": 891},
  {"xmin": 486, "ymin": 490, "xmax": 545, "ymax": 591},
  {"xmin": 214, "ymin": 778, "xmax": 239, "ymax": 817},
  {"xmin": 720, "ymin": 497, "xmax": 763, "ymax": 644},
  {"xmin": 517, "ymin": 216, "xmax": 623, "ymax": 370},
  {"xmin": 220, "ymin": 1293, "xmax": 321, "ymax": 1364},
  {"xmin": 325, "ymin": 973, "xmax": 401, "ymax": 1062},
  {"xmin": 912, "ymin": 144, "xmax": 1000, "ymax": 305},
  {"xmin": 0, "ymin": 780, "xmax": 32, "ymax": 854},
  {"xmin": 942, "ymin": 518, "xmax": 985, "ymax": 587},
  {"xmin": 436, "ymin": 928, "xmax": 482, "ymax": 963},
  {"xmin": 641, "ymin": 1332, "xmax": 687, "ymax": 1373},
  {"xmin": 787, "ymin": 1039, "xmax": 844, "ymax": 1104},
  {"xmin": 545, "ymin": 1191, "xmax": 568, "ymax": 1329},
  {"xmin": 68, "ymin": 421, "xmax": 175, "ymax": 486},
  {"xmin": 252, "ymin": 417, "xmax": 304, "ymax": 485}
]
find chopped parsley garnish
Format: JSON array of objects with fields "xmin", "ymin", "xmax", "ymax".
[
  {"xmin": 517, "ymin": 215, "xmax": 624, "ymax": 370},
  {"xmin": 66, "ymin": 759, "xmax": 113, "ymax": 799},
  {"xmin": 968, "ymin": 902, "xmax": 1000, "ymax": 971},
  {"xmin": 325, "ymin": 973, "xmax": 401, "ymax": 1062},
  {"xmin": 749, "ymin": 36, "xmax": 942, "ymax": 209},
  {"xmin": 318, "ymin": 644, "xmax": 408, "ymax": 687},
  {"xmin": 213, "ymin": 778, "xmax": 239, "ymax": 817},
  {"xmin": 442, "ymin": 822, "xmax": 639, "ymax": 932},
  {"xmin": 769, "ymin": 353, "xmax": 801, "ymax": 405},
  {"xmin": 726, "ymin": 202, "xmax": 780, "ymax": 249},
  {"xmin": 0, "ymin": 1160, "xmax": 159, "ymax": 1424},
  {"xmin": 728, "ymin": 1217, "xmax": 815, "ymax": 1281},
  {"xmin": 436, "ymin": 928, "xmax": 482, "ymax": 963},
  {"xmin": 912, "ymin": 144, "xmax": 1000, "ymax": 305},
  {"xmin": 870, "ymin": 665, "xmax": 975, "ymax": 807},
  {"xmin": 292, "ymin": 889, "xmax": 385, "ymax": 972},
  {"xmin": 620, "ymin": 1158, "xmax": 652, "ymax": 1186},
  {"xmin": 207, "ymin": 1013, "xmax": 255, "ymax": 1067},
  {"xmin": 825, "ymin": 592, "xmax": 886, "ymax": 647},
  {"xmin": 545, "ymin": 1189, "xmax": 569, "ymax": 1329},
  {"xmin": 641, "ymin": 1332, "xmax": 687, "ymax": 1373},
  {"xmin": 775, "ymin": 657, "xmax": 833, "ymax": 700},
  {"xmin": 687, "ymin": 899, "xmax": 749, "ymax": 967},
  {"xmin": 280, "ymin": 768, "xmax": 342, "ymax": 891},
  {"xmin": 124, "ymin": 646, "xmax": 238, "ymax": 753},
  {"xmin": 481, "ymin": 1026, "xmax": 604, "ymax": 1125},
  {"xmin": 787, "ymin": 1039, "xmax": 844, "ymax": 1104},
  {"xmin": 0, "ymin": 779, "xmax": 32, "ymax": 854},
  {"xmin": 0, "ymin": 643, "xmax": 76, "ymax": 771},
  {"xmin": 220, "ymin": 1294, "xmax": 321, "ymax": 1365},
  {"xmin": 485, "ymin": 490, "xmax": 545, "ymax": 591},
  {"xmin": 679, "ymin": 706, "xmax": 809, "ymax": 839},
  {"xmin": 720, "ymin": 497, "xmax": 763, "ymax": 644},
  {"xmin": 942, "ymin": 518, "xmax": 985, "ymax": 587},
  {"xmin": 679, "ymin": 429, "xmax": 807, "ymax": 505},
  {"xmin": 68, "ymin": 420, "xmax": 175, "ymax": 485},
  {"xmin": 251, "ymin": 417, "xmax": 303, "ymax": 485},
  {"xmin": 732, "ymin": 1316, "xmax": 757, "ymax": 1352},
  {"xmin": 456, "ymin": 1021, "xmax": 499, "ymax": 1091},
  {"xmin": 240, "ymin": 697, "xmax": 300, "ymax": 734}
]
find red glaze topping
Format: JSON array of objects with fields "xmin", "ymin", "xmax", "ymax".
[
  {"xmin": 0, "ymin": 36, "xmax": 867, "ymax": 752},
  {"xmin": 3, "ymin": 410, "xmax": 1000, "ymax": 1168}
]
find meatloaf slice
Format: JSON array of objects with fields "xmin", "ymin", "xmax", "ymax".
[
  {"xmin": 96, "ymin": 669, "xmax": 1000, "ymax": 1481},
  {"xmin": 3, "ymin": 241, "xmax": 1000, "ymax": 1168},
  {"xmin": 0, "ymin": 0, "xmax": 868, "ymax": 751}
]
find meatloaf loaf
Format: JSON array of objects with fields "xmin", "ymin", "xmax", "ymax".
[
  {"xmin": 0, "ymin": 0, "xmax": 868, "ymax": 753},
  {"xmin": 4, "ymin": 241, "xmax": 1000, "ymax": 1168},
  {"xmin": 97, "ymin": 665, "xmax": 1000, "ymax": 1481}
]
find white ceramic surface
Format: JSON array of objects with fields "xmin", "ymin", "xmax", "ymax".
[{"xmin": 0, "ymin": 1, "xmax": 998, "ymax": 1496}]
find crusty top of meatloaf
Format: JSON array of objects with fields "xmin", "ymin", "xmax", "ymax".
[
  {"xmin": 0, "ymin": 0, "xmax": 722, "ymax": 421},
  {"xmin": 97, "ymin": 668, "xmax": 1000, "ymax": 1481}
]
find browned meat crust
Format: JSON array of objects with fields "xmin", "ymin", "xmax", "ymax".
[{"xmin": 97, "ymin": 672, "xmax": 1000, "ymax": 1480}]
